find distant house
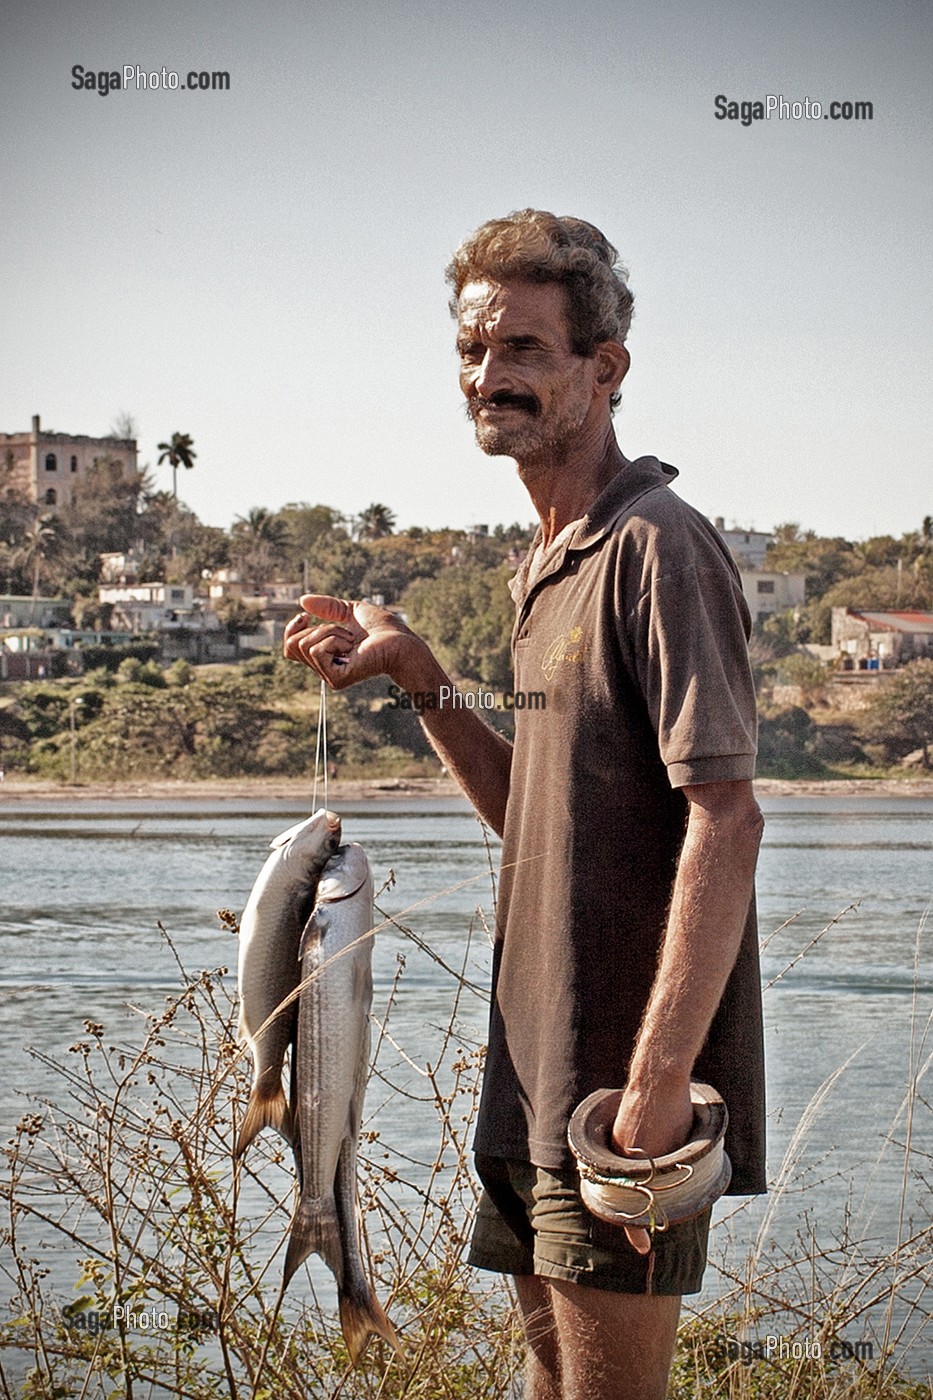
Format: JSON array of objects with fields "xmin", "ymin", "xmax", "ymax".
[
  {"xmin": 832, "ymin": 608, "xmax": 933, "ymax": 665},
  {"xmin": 97, "ymin": 579, "xmax": 207, "ymax": 633},
  {"xmin": 0, "ymin": 594, "xmax": 71, "ymax": 629},
  {"xmin": 712, "ymin": 519, "xmax": 805, "ymax": 623},
  {"xmin": 738, "ymin": 569, "xmax": 806, "ymax": 625},
  {"xmin": 206, "ymin": 569, "xmax": 303, "ymax": 648},
  {"xmin": 0, "ymin": 414, "xmax": 137, "ymax": 510},
  {"xmin": 713, "ymin": 518, "xmax": 774, "ymax": 570}
]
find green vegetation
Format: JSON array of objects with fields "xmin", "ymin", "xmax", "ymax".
[
  {"xmin": 862, "ymin": 658, "xmax": 933, "ymax": 769},
  {"xmin": 0, "ymin": 663, "xmax": 438, "ymax": 781},
  {"xmin": 3, "ymin": 478, "xmax": 933, "ymax": 781},
  {"xmin": 763, "ymin": 522, "xmax": 933, "ymax": 646}
]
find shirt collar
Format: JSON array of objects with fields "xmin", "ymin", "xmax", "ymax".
[{"xmin": 509, "ymin": 457, "xmax": 679, "ymax": 602}]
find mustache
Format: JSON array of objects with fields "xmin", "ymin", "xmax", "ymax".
[{"xmin": 467, "ymin": 391, "xmax": 540, "ymax": 419}]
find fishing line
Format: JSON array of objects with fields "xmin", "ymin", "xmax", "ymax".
[{"xmin": 311, "ymin": 678, "xmax": 329, "ymax": 812}]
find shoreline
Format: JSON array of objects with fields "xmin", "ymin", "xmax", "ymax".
[{"xmin": 2, "ymin": 775, "xmax": 933, "ymax": 803}]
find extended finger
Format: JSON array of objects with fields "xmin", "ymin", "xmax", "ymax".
[{"xmin": 299, "ymin": 594, "xmax": 354, "ymax": 623}]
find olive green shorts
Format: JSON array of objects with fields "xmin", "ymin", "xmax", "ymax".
[{"xmin": 469, "ymin": 1154, "xmax": 711, "ymax": 1296}]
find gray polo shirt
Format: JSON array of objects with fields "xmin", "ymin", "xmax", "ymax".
[{"xmin": 474, "ymin": 456, "xmax": 766, "ymax": 1194}]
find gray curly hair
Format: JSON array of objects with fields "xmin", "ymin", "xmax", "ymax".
[{"xmin": 445, "ymin": 209, "xmax": 635, "ymax": 410}]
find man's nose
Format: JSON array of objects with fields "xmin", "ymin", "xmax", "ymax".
[{"xmin": 472, "ymin": 348, "xmax": 510, "ymax": 398}]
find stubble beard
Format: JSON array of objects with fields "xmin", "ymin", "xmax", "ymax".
[{"xmin": 470, "ymin": 396, "xmax": 590, "ymax": 467}]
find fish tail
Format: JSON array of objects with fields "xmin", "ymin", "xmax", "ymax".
[
  {"xmin": 338, "ymin": 1282, "xmax": 401, "ymax": 1365},
  {"xmin": 235, "ymin": 1084, "xmax": 294, "ymax": 1157},
  {"xmin": 283, "ymin": 1194, "xmax": 343, "ymax": 1291}
]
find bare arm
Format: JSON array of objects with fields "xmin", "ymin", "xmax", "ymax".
[
  {"xmin": 611, "ymin": 779, "xmax": 763, "ymax": 1250},
  {"xmin": 283, "ymin": 595, "xmax": 513, "ymax": 836}
]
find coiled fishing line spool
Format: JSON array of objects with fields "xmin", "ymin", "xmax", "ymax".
[{"xmin": 567, "ymin": 1081, "xmax": 731, "ymax": 1231}]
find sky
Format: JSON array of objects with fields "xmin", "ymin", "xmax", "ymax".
[{"xmin": 1, "ymin": 0, "xmax": 930, "ymax": 542}]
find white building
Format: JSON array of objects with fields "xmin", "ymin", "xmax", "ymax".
[
  {"xmin": 97, "ymin": 580, "xmax": 216, "ymax": 633},
  {"xmin": 738, "ymin": 570, "xmax": 807, "ymax": 625},
  {"xmin": 714, "ymin": 519, "xmax": 774, "ymax": 570}
]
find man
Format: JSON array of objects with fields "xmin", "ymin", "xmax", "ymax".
[{"xmin": 284, "ymin": 209, "xmax": 765, "ymax": 1400}]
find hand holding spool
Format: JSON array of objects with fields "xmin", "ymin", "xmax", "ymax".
[{"xmin": 567, "ymin": 1081, "xmax": 732, "ymax": 1236}]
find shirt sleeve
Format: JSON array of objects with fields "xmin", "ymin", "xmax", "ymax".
[{"xmin": 628, "ymin": 541, "xmax": 758, "ymax": 789}]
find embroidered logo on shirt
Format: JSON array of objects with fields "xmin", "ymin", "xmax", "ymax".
[{"xmin": 542, "ymin": 627, "xmax": 589, "ymax": 680}]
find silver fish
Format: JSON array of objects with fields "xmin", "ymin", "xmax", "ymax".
[
  {"xmin": 236, "ymin": 808, "xmax": 342, "ymax": 1157},
  {"xmin": 283, "ymin": 841, "xmax": 399, "ymax": 1362}
]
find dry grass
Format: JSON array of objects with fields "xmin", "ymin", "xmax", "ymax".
[{"xmin": 0, "ymin": 888, "xmax": 929, "ymax": 1398}]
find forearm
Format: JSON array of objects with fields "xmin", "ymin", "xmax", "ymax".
[
  {"xmin": 615, "ymin": 781, "xmax": 763, "ymax": 1153},
  {"xmin": 390, "ymin": 641, "xmax": 513, "ymax": 837}
]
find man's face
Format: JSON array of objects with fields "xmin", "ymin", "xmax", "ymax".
[{"xmin": 456, "ymin": 279, "xmax": 599, "ymax": 461}]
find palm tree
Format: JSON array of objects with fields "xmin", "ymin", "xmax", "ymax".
[
  {"xmin": 233, "ymin": 507, "xmax": 289, "ymax": 551},
  {"xmin": 355, "ymin": 502, "xmax": 396, "ymax": 541},
  {"xmin": 15, "ymin": 513, "xmax": 69, "ymax": 602},
  {"xmin": 157, "ymin": 432, "xmax": 197, "ymax": 499},
  {"xmin": 231, "ymin": 508, "xmax": 289, "ymax": 591}
]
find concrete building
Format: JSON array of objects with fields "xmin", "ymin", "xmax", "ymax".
[
  {"xmin": 0, "ymin": 594, "xmax": 71, "ymax": 629},
  {"xmin": 712, "ymin": 519, "xmax": 805, "ymax": 624},
  {"xmin": 97, "ymin": 579, "xmax": 205, "ymax": 633},
  {"xmin": 714, "ymin": 519, "xmax": 774, "ymax": 570},
  {"xmin": 738, "ymin": 569, "xmax": 806, "ymax": 625},
  {"xmin": 99, "ymin": 551, "xmax": 146, "ymax": 585},
  {"xmin": 831, "ymin": 608, "xmax": 933, "ymax": 666},
  {"xmin": 0, "ymin": 414, "xmax": 137, "ymax": 510}
]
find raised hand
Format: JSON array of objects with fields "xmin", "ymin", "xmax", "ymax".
[{"xmin": 283, "ymin": 594, "xmax": 426, "ymax": 691}]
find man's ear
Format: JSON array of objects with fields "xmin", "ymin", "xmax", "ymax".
[{"xmin": 594, "ymin": 340, "xmax": 630, "ymax": 398}]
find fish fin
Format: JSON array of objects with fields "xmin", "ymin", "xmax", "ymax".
[
  {"xmin": 235, "ymin": 1084, "xmax": 293, "ymax": 1157},
  {"xmin": 338, "ymin": 1284, "xmax": 401, "ymax": 1365},
  {"xmin": 288, "ymin": 1041, "xmax": 302, "ymax": 1179},
  {"xmin": 282, "ymin": 1194, "xmax": 343, "ymax": 1292}
]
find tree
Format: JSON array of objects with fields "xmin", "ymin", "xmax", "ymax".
[
  {"xmin": 764, "ymin": 529, "xmax": 858, "ymax": 599},
  {"xmin": 862, "ymin": 658, "xmax": 933, "ymax": 768},
  {"xmin": 355, "ymin": 503, "xmax": 396, "ymax": 541},
  {"xmin": 233, "ymin": 507, "xmax": 289, "ymax": 551},
  {"xmin": 214, "ymin": 597, "xmax": 265, "ymax": 655},
  {"xmin": 230, "ymin": 508, "xmax": 291, "ymax": 590},
  {"xmin": 14, "ymin": 514, "xmax": 70, "ymax": 600},
  {"xmin": 110, "ymin": 410, "xmax": 138, "ymax": 440},
  {"xmin": 402, "ymin": 564, "xmax": 514, "ymax": 686},
  {"xmin": 276, "ymin": 503, "xmax": 348, "ymax": 576},
  {"xmin": 306, "ymin": 538, "xmax": 374, "ymax": 598},
  {"xmin": 156, "ymin": 432, "xmax": 197, "ymax": 499},
  {"xmin": 62, "ymin": 458, "xmax": 148, "ymax": 583}
]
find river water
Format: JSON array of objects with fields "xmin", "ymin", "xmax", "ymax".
[{"xmin": 0, "ymin": 792, "xmax": 930, "ymax": 1383}]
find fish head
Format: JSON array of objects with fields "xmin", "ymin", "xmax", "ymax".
[
  {"xmin": 270, "ymin": 808, "xmax": 342, "ymax": 872},
  {"xmin": 315, "ymin": 841, "xmax": 373, "ymax": 904}
]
